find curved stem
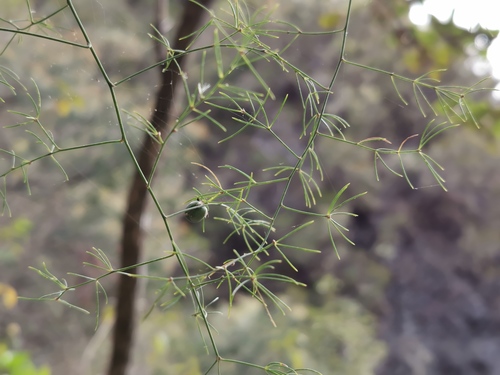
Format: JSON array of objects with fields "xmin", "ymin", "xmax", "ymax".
[{"xmin": 106, "ymin": 1, "xmax": 215, "ymax": 375}]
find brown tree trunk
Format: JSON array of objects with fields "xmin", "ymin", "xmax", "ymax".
[{"xmin": 106, "ymin": 1, "xmax": 213, "ymax": 375}]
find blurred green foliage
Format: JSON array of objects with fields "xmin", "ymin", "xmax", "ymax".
[
  {"xmin": 0, "ymin": 218, "xmax": 32, "ymax": 263},
  {"xmin": 130, "ymin": 279, "xmax": 386, "ymax": 375},
  {"xmin": 0, "ymin": 344, "xmax": 51, "ymax": 375},
  {"xmin": 1, "ymin": 0, "xmax": 499, "ymax": 374}
]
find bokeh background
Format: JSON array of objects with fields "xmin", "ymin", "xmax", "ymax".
[{"xmin": 1, "ymin": 1, "xmax": 500, "ymax": 374}]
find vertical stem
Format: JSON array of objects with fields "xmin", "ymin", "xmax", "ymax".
[{"xmin": 107, "ymin": 1, "xmax": 213, "ymax": 375}]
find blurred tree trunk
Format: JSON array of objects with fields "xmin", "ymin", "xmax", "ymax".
[{"xmin": 106, "ymin": 1, "xmax": 213, "ymax": 375}]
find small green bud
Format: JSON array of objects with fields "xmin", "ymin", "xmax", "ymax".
[{"xmin": 185, "ymin": 200, "xmax": 208, "ymax": 223}]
